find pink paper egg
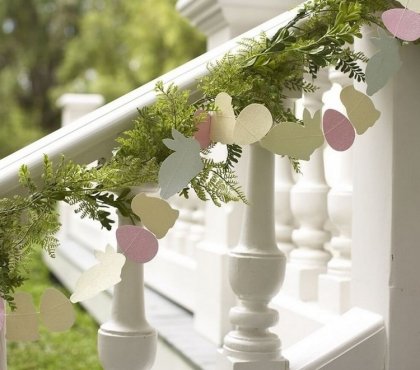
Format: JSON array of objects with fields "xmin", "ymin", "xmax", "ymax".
[
  {"xmin": 116, "ymin": 225, "xmax": 158, "ymax": 263},
  {"xmin": 382, "ymin": 8, "xmax": 420, "ymax": 42},
  {"xmin": 193, "ymin": 110, "xmax": 212, "ymax": 149},
  {"xmin": 323, "ymin": 109, "xmax": 355, "ymax": 151}
]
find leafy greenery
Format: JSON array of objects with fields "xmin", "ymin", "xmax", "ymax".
[{"xmin": 0, "ymin": 0, "xmax": 400, "ymax": 306}]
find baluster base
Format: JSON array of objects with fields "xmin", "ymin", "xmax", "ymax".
[
  {"xmin": 217, "ymin": 349, "xmax": 289, "ymax": 370},
  {"xmin": 98, "ymin": 326, "xmax": 157, "ymax": 370},
  {"xmin": 318, "ymin": 274, "xmax": 351, "ymax": 314},
  {"xmin": 283, "ymin": 264, "xmax": 326, "ymax": 301}
]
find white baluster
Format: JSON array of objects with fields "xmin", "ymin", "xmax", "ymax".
[
  {"xmin": 286, "ymin": 71, "xmax": 331, "ymax": 301},
  {"xmin": 217, "ymin": 144, "xmax": 288, "ymax": 370},
  {"xmin": 0, "ymin": 299, "xmax": 6, "ymax": 370},
  {"xmin": 98, "ymin": 187, "xmax": 157, "ymax": 370},
  {"xmin": 186, "ymin": 194, "xmax": 205, "ymax": 258},
  {"xmin": 274, "ymin": 97, "xmax": 299, "ymax": 257},
  {"xmin": 319, "ymin": 69, "xmax": 353, "ymax": 313},
  {"xmin": 169, "ymin": 197, "xmax": 192, "ymax": 255}
]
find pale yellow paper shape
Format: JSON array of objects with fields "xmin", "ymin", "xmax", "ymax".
[
  {"xmin": 341, "ymin": 86, "xmax": 381, "ymax": 135},
  {"xmin": 70, "ymin": 245, "xmax": 126, "ymax": 303},
  {"xmin": 211, "ymin": 92, "xmax": 235, "ymax": 144},
  {"xmin": 131, "ymin": 193, "xmax": 179, "ymax": 239},
  {"xmin": 6, "ymin": 292, "xmax": 39, "ymax": 341},
  {"xmin": 40, "ymin": 288, "xmax": 75, "ymax": 332},
  {"xmin": 403, "ymin": 0, "xmax": 420, "ymax": 12},
  {"xmin": 260, "ymin": 109, "xmax": 324, "ymax": 160},
  {"xmin": 233, "ymin": 103, "xmax": 273, "ymax": 145}
]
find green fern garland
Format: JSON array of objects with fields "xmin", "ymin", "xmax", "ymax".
[{"xmin": 0, "ymin": 0, "xmax": 398, "ymax": 306}]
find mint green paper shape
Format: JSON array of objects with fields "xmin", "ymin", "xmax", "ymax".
[
  {"xmin": 260, "ymin": 109, "xmax": 324, "ymax": 161},
  {"xmin": 365, "ymin": 28, "xmax": 402, "ymax": 96},
  {"xmin": 159, "ymin": 128, "xmax": 204, "ymax": 199}
]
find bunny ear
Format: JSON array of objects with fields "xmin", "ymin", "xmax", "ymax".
[
  {"xmin": 6, "ymin": 292, "xmax": 39, "ymax": 342},
  {"xmin": 233, "ymin": 103, "xmax": 272, "ymax": 145},
  {"xmin": 382, "ymin": 8, "xmax": 420, "ymax": 41},
  {"xmin": 40, "ymin": 288, "xmax": 75, "ymax": 332}
]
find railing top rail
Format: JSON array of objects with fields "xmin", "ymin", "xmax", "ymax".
[{"xmin": 0, "ymin": 8, "xmax": 298, "ymax": 197}]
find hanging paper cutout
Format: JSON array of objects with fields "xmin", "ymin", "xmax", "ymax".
[
  {"xmin": 0, "ymin": 298, "xmax": 4, "ymax": 332},
  {"xmin": 70, "ymin": 245, "xmax": 126, "ymax": 303},
  {"xmin": 116, "ymin": 225, "xmax": 159, "ymax": 263},
  {"xmin": 212, "ymin": 92, "xmax": 272, "ymax": 145},
  {"xmin": 232, "ymin": 103, "xmax": 273, "ymax": 145},
  {"xmin": 323, "ymin": 109, "xmax": 356, "ymax": 151},
  {"xmin": 6, "ymin": 292, "xmax": 39, "ymax": 342},
  {"xmin": 366, "ymin": 28, "xmax": 402, "ymax": 96},
  {"xmin": 40, "ymin": 288, "xmax": 75, "ymax": 332},
  {"xmin": 400, "ymin": 0, "xmax": 420, "ymax": 12},
  {"xmin": 340, "ymin": 86, "xmax": 381, "ymax": 135},
  {"xmin": 158, "ymin": 129, "xmax": 204, "ymax": 199},
  {"xmin": 131, "ymin": 193, "xmax": 179, "ymax": 239},
  {"xmin": 211, "ymin": 92, "xmax": 236, "ymax": 144},
  {"xmin": 194, "ymin": 110, "xmax": 212, "ymax": 149},
  {"xmin": 382, "ymin": 8, "xmax": 420, "ymax": 41},
  {"xmin": 260, "ymin": 109, "xmax": 324, "ymax": 160}
]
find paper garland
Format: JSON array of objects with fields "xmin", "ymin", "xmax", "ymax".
[
  {"xmin": 6, "ymin": 289, "xmax": 75, "ymax": 342},
  {"xmin": 323, "ymin": 110, "xmax": 355, "ymax": 151},
  {"xmin": 70, "ymin": 245, "xmax": 126, "ymax": 303},
  {"xmin": 382, "ymin": 8, "xmax": 420, "ymax": 41}
]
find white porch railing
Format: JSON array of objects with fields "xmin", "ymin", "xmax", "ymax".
[{"xmin": 1, "ymin": 2, "xmax": 420, "ymax": 370}]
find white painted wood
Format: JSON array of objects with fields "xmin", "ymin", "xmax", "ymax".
[
  {"xmin": 318, "ymin": 69, "xmax": 353, "ymax": 314},
  {"xmin": 352, "ymin": 29, "xmax": 420, "ymax": 370},
  {"xmin": 286, "ymin": 71, "xmax": 331, "ymax": 301},
  {"xmin": 98, "ymin": 189, "xmax": 157, "ymax": 370},
  {"xmin": 284, "ymin": 308, "xmax": 386, "ymax": 370},
  {"xmin": 217, "ymin": 144, "xmax": 288, "ymax": 369}
]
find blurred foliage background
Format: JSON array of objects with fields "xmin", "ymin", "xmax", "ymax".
[{"xmin": 0, "ymin": 0, "xmax": 205, "ymax": 158}]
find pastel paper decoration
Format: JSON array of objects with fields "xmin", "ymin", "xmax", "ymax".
[
  {"xmin": 6, "ymin": 292, "xmax": 39, "ymax": 341},
  {"xmin": 131, "ymin": 193, "xmax": 179, "ymax": 239},
  {"xmin": 211, "ymin": 92, "xmax": 236, "ymax": 144},
  {"xmin": 323, "ymin": 109, "xmax": 356, "ymax": 151},
  {"xmin": 70, "ymin": 245, "xmax": 126, "ymax": 303},
  {"xmin": 232, "ymin": 103, "xmax": 273, "ymax": 145},
  {"xmin": 116, "ymin": 225, "xmax": 159, "ymax": 263},
  {"xmin": 158, "ymin": 129, "xmax": 204, "ymax": 199},
  {"xmin": 194, "ymin": 110, "xmax": 212, "ymax": 149},
  {"xmin": 382, "ymin": 8, "xmax": 420, "ymax": 41},
  {"xmin": 40, "ymin": 288, "xmax": 75, "ymax": 332},
  {"xmin": 0, "ymin": 298, "xmax": 4, "ymax": 331},
  {"xmin": 340, "ymin": 86, "xmax": 381, "ymax": 135},
  {"xmin": 365, "ymin": 28, "xmax": 402, "ymax": 96},
  {"xmin": 402, "ymin": 0, "xmax": 420, "ymax": 12},
  {"xmin": 260, "ymin": 109, "xmax": 324, "ymax": 160}
]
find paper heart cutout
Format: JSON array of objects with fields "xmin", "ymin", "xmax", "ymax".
[
  {"xmin": 6, "ymin": 292, "xmax": 39, "ymax": 341},
  {"xmin": 116, "ymin": 225, "xmax": 159, "ymax": 263},
  {"xmin": 40, "ymin": 288, "xmax": 75, "ymax": 332},
  {"xmin": 382, "ymin": 8, "xmax": 420, "ymax": 41},
  {"xmin": 194, "ymin": 110, "xmax": 212, "ymax": 149},
  {"xmin": 323, "ymin": 109, "xmax": 355, "ymax": 151},
  {"xmin": 131, "ymin": 193, "xmax": 179, "ymax": 239},
  {"xmin": 70, "ymin": 245, "xmax": 126, "ymax": 303}
]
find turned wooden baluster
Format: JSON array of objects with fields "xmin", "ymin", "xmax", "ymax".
[
  {"xmin": 319, "ymin": 68, "xmax": 353, "ymax": 313},
  {"xmin": 218, "ymin": 143, "xmax": 288, "ymax": 370},
  {"xmin": 286, "ymin": 71, "xmax": 332, "ymax": 301},
  {"xmin": 98, "ymin": 188, "xmax": 157, "ymax": 370},
  {"xmin": 0, "ymin": 299, "xmax": 6, "ymax": 370}
]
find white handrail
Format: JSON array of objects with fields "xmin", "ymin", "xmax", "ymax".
[{"xmin": 0, "ymin": 8, "xmax": 297, "ymax": 198}]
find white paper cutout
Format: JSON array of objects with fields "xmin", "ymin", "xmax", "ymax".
[
  {"xmin": 131, "ymin": 193, "xmax": 179, "ymax": 239},
  {"xmin": 70, "ymin": 245, "xmax": 126, "ymax": 303},
  {"xmin": 211, "ymin": 92, "xmax": 236, "ymax": 144},
  {"xmin": 260, "ymin": 109, "xmax": 324, "ymax": 160},
  {"xmin": 158, "ymin": 129, "xmax": 204, "ymax": 199},
  {"xmin": 233, "ymin": 103, "xmax": 273, "ymax": 145},
  {"xmin": 340, "ymin": 86, "xmax": 381, "ymax": 135},
  {"xmin": 6, "ymin": 292, "xmax": 39, "ymax": 342},
  {"xmin": 40, "ymin": 288, "xmax": 75, "ymax": 332},
  {"xmin": 366, "ymin": 28, "xmax": 402, "ymax": 96}
]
